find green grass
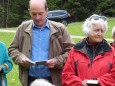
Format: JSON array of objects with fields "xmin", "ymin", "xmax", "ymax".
[
  {"xmin": 7, "ymin": 64, "xmax": 21, "ymax": 86},
  {"xmin": 0, "ymin": 28, "xmax": 17, "ymax": 30},
  {"xmin": 0, "ymin": 33, "xmax": 14, "ymax": 47},
  {"xmin": 0, "ymin": 17, "xmax": 115, "ymax": 86}
]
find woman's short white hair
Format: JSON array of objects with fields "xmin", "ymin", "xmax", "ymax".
[
  {"xmin": 112, "ymin": 26, "xmax": 115, "ymax": 36},
  {"xmin": 83, "ymin": 14, "xmax": 108, "ymax": 35},
  {"xmin": 30, "ymin": 79, "xmax": 54, "ymax": 86}
]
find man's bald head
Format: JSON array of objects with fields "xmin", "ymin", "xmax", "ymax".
[{"xmin": 29, "ymin": 0, "xmax": 47, "ymax": 9}]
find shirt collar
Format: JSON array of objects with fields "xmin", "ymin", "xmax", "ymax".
[{"xmin": 32, "ymin": 19, "xmax": 50, "ymax": 29}]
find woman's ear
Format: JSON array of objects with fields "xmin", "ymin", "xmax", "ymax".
[{"xmin": 112, "ymin": 36, "xmax": 115, "ymax": 42}]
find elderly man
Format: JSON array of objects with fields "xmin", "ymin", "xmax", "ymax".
[{"xmin": 8, "ymin": 0, "xmax": 74, "ymax": 86}]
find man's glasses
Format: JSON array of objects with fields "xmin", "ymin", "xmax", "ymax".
[{"xmin": 89, "ymin": 15, "xmax": 107, "ymax": 21}]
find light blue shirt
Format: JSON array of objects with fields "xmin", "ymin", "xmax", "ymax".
[{"xmin": 29, "ymin": 20, "xmax": 51, "ymax": 78}]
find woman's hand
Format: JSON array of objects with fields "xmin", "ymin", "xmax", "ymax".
[{"xmin": 82, "ymin": 79, "xmax": 88, "ymax": 86}]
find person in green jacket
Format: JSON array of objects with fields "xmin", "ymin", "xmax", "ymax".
[{"xmin": 0, "ymin": 42, "xmax": 13, "ymax": 86}]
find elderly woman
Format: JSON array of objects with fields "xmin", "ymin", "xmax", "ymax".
[
  {"xmin": 0, "ymin": 42, "xmax": 13, "ymax": 86},
  {"xmin": 62, "ymin": 14, "xmax": 115, "ymax": 86}
]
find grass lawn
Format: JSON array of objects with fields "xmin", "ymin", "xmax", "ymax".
[{"xmin": 0, "ymin": 17, "xmax": 115, "ymax": 86}]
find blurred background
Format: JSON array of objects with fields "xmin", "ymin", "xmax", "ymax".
[{"xmin": 0, "ymin": 0, "xmax": 115, "ymax": 28}]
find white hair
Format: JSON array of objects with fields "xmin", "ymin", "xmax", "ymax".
[
  {"xmin": 30, "ymin": 79, "xmax": 54, "ymax": 86},
  {"xmin": 112, "ymin": 26, "xmax": 115, "ymax": 36},
  {"xmin": 82, "ymin": 14, "xmax": 108, "ymax": 35}
]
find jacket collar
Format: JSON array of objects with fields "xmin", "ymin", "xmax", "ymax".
[
  {"xmin": 24, "ymin": 20, "xmax": 33, "ymax": 37},
  {"xmin": 48, "ymin": 20, "xmax": 59, "ymax": 36},
  {"xmin": 74, "ymin": 38, "xmax": 112, "ymax": 52}
]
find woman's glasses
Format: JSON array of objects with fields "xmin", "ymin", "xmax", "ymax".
[{"xmin": 89, "ymin": 15, "xmax": 106, "ymax": 21}]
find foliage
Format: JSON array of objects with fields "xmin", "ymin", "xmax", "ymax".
[
  {"xmin": 96, "ymin": 0, "xmax": 115, "ymax": 16},
  {"xmin": 0, "ymin": 0, "xmax": 114, "ymax": 28}
]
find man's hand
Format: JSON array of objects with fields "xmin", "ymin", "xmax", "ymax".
[
  {"xmin": 19, "ymin": 57, "xmax": 32, "ymax": 67},
  {"xmin": 46, "ymin": 59, "xmax": 56, "ymax": 68}
]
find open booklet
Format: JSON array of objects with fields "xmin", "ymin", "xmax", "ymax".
[
  {"xmin": 86, "ymin": 80, "xmax": 99, "ymax": 86},
  {"xmin": 29, "ymin": 60, "xmax": 47, "ymax": 65}
]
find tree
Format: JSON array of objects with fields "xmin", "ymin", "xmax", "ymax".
[
  {"xmin": 8, "ymin": 0, "xmax": 30, "ymax": 27},
  {"xmin": 0, "ymin": 0, "xmax": 114, "ymax": 28}
]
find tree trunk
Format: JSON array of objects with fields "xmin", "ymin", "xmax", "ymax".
[{"xmin": 6, "ymin": 0, "xmax": 10, "ymax": 28}]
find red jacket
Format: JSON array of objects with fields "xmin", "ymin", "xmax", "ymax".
[{"xmin": 62, "ymin": 39, "xmax": 115, "ymax": 86}]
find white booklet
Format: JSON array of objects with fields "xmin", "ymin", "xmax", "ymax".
[
  {"xmin": 29, "ymin": 60, "xmax": 47, "ymax": 65},
  {"xmin": 86, "ymin": 80, "xmax": 99, "ymax": 86}
]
